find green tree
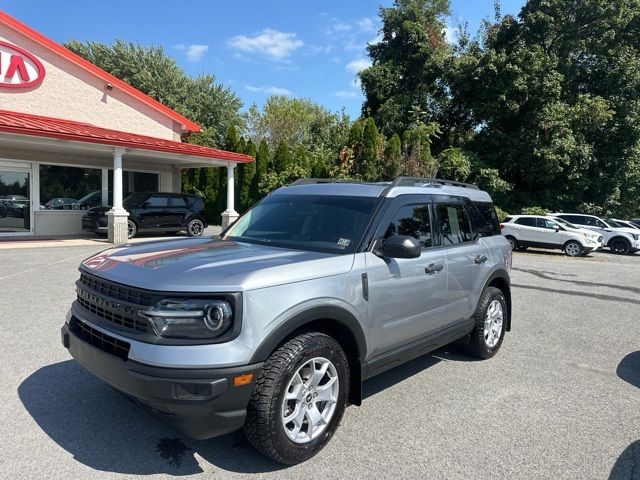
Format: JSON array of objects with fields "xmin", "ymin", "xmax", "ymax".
[
  {"xmin": 383, "ymin": 133, "xmax": 402, "ymax": 179},
  {"xmin": 251, "ymin": 140, "xmax": 270, "ymax": 203},
  {"xmin": 273, "ymin": 141, "xmax": 293, "ymax": 173},
  {"xmin": 239, "ymin": 140, "xmax": 257, "ymax": 211},
  {"xmin": 359, "ymin": 0, "xmax": 452, "ymax": 136},
  {"xmin": 358, "ymin": 117, "xmax": 380, "ymax": 181},
  {"xmin": 437, "ymin": 148, "xmax": 472, "ymax": 181}
]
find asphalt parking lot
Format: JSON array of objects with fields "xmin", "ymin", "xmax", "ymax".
[{"xmin": 1, "ymin": 244, "xmax": 639, "ymax": 480}]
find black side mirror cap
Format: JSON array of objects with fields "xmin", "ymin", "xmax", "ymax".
[{"xmin": 376, "ymin": 235, "xmax": 422, "ymax": 259}]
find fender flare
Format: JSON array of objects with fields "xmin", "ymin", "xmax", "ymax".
[
  {"xmin": 249, "ymin": 305, "xmax": 367, "ymax": 364},
  {"xmin": 481, "ymin": 269, "xmax": 512, "ymax": 331}
]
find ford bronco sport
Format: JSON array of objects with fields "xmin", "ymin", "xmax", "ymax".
[{"xmin": 61, "ymin": 177, "xmax": 512, "ymax": 465}]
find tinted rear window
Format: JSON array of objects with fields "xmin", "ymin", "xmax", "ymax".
[
  {"xmin": 515, "ymin": 217, "xmax": 537, "ymax": 227},
  {"xmin": 472, "ymin": 202, "xmax": 500, "ymax": 235}
]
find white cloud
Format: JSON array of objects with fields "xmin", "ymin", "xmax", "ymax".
[
  {"xmin": 174, "ymin": 44, "xmax": 209, "ymax": 62},
  {"xmin": 443, "ymin": 24, "xmax": 457, "ymax": 44},
  {"xmin": 345, "ymin": 58, "xmax": 372, "ymax": 74},
  {"xmin": 357, "ymin": 17, "xmax": 376, "ymax": 33},
  {"xmin": 228, "ymin": 29, "xmax": 303, "ymax": 61},
  {"xmin": 245, "ymin": 84, "xmax": 294, "ymax": 96},
  {"xmin": 334, "ymin": 90, "xmax": 358, "ymax": 98}
]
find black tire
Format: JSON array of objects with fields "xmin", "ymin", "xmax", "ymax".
[
  {"xmin": 127, "ymin": 220, "xmax": 137, "ymax": 239},
  {"xmin": 609, "ymin": 237, "xmax": 631, "ymax": 255},
  {"xmin": 244, "ymin": 332, "xmax": 350, "ymax": 465},
  {"xmin": 186, "ymin": 218, "xmax": 205, "ymax": 237},
  {"xmin": 505, "ymin": 236, "xmax": 519, "ymax": 251},
  {"xmin": 563, "ymin": 240, "xmax": 583, "ymax": 257},
  {"xmin": 464, "ymin": 286, "xmax": 507, "ymax": 359}
]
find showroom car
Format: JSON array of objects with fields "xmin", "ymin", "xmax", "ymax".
[{"xmin": 82, "ymin": 192, "xmax": 208, "ymax": 239}]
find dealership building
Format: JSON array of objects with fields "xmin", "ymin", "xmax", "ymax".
[{"xmin": 0, "ymin": 11, "xmax": 252, "ymax": 243}]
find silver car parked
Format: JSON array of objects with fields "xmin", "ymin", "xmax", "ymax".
[{"xmin": 61, "ymin": 177, "xmax": 513, "ymax": 464}]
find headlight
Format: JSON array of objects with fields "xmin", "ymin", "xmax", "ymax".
[{"xmin": 140, "ymin": 298, "xmax": 233, "ymax": 339}]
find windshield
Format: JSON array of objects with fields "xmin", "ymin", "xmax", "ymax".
[
  {"xmin": 224, "ymin": 194, "xmax": 379, "ymax": 254},
  {"xmin": 604, "ymin": 218, "xmax": 624, "ymax": 228},
  {"xmin": 552, "ymin": 217, "xmax": 579, "ymax": 229}
]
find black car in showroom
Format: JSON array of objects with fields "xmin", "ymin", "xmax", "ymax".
[{"xmin": 82, "ymin": 192, "xmax": 208, "ymax": 239}]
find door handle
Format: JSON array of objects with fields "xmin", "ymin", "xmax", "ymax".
[
  {"xmin": 475, "ymin": 255, "xmax": 488, "ymax": 264},
  {"xmin": 425, "ymin": 263, "xmax": 443, "ymax": 274}
]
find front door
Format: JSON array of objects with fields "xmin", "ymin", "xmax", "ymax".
[
  {"xmin": 365, "ymin": 201, "xmax": 448, "ymax": 357},
  {"xmin": 138, "ymin": 194, "xmax": 171, "ymax": 229},
  {"xmin": 0, "ymin": 169, "xmax": 32, "ymax": 236},
  {"xmin": 534, "ymin": 217, "xmax": 565, "ymax": 247}
]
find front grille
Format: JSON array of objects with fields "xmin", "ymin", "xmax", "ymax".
[
  {"xmin": 76, "ymin": 294, "xmax": 148, "ymax": 332},
  {"xmin": 79, "ymin": 273, "xmax": 157, "ymax": 306},
  {"xmin": 70, "ymin": 318, "xmax": 130, "ymax": 360}
]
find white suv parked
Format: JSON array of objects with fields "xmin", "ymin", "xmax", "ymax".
[
  {"xmin": 550, "ymin": 213, "xmax": 640, "ymax": 255},
  {"xmin": 500, "ymin": 215, "xmax": 601, "ymax": 256}
]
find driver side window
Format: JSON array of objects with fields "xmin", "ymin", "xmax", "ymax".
[{"xmin": 384, "ymin": 204, "xmax": 432, "ymax": 248}]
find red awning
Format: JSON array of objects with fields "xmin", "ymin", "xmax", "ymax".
[{"xmin": 0, "ymin": 109, "xmax": 252, "ymax": 163}]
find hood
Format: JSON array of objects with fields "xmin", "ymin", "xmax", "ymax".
[
  {"xmin": 80, "ymin": 237, "xmax": 355, "ymax": 292},
  {"xmin": 608, "ymin": 227, "xmax": 639, "ymax": 236}
]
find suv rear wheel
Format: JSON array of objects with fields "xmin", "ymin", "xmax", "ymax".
[
  {"xmin": 244, "ymin": 332, "xmax": 349, "ymax": 465},
  {"xmin": 505, "ymin": 236, "xmax": 519, "ymax": 251},
  {"xmin": 127, "ymin": 220, "xmax": 137, "ymax": 239},
  {"xmin": 187, "ymin": 218, "xmax": 204, "ymax": 237},
  {"xmin": 464, "ymin": 286, "xmax": 506, "ymax": 359}
]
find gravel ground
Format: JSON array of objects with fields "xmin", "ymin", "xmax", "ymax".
[{"xmin": 0, "ymin": 244, "xmax": 639, "ymax": 480}]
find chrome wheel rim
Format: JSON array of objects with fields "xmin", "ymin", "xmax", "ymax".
[
  {"xmin": 281, "ymin": 357, "xmax": 339, "ymax": 444},
  {"xmin": 189, "ymin": 220, "xmax": 204, "ymax": 236},
  {"xmin": 127, "ymin": 221, "xmax": 135, "ymax": 238},
  {"xmin": 566, "ymin": 243, "xmax": 580, "ymax": 256},
  {"xmin": 484, "ymin": 300, "xmax": 503, "ymax": 348}
]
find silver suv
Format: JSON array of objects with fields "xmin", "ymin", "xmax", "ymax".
[{"xmin": 61, "ymin": 177, "xmax": 512, "ymax": 464}]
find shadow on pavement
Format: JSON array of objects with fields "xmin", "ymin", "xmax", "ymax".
[
  {"xmin": 618, "ymin": 351, "xmax": 640, "ymax": 390},
  {"xmin": 609, "ymin": 440, "xmax": 640, "ymax": 480},
  {"xmin": 362, "ymin": 345, "xmax": 474, "ymax": 400},
  {"xmin": 19, "ymin": 347, "xmax": 478, "ymax": 475},
  {"xmin": 18, "ymin": 360, "xmax": 282, "ymax": 476}
]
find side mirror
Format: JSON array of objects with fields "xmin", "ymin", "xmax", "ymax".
[
  {"xmin": 554, "ymin": 225, "xmax": 561, "ymax": 232},
  {"xmin": 141, "ymin": 201, "xmax": 151, "ymax": 209},
  {"xmin": 376, "ymin": 235, "xmax": 421, "ymax": 259}
]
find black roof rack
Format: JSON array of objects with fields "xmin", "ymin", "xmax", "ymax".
[
  {"xmin": 388, "ymin": 177, "xmax": 479, "ymax": 189},
  {"xmin": 289, "ymin": 178, "xmax": 379, "ymax": 186}
]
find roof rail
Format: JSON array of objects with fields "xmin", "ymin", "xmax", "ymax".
[
  {"xmin": 386, "ymin": 176, "xmax": 479, "ymax": 190},
  {"xmin": 289, "ymin": 178, "xmax": 374, "ymax": 186}
]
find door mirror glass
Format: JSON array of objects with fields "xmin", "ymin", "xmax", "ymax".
[{"xmin": 378, "ymin": 235, "xmax": 422, "ymax": 259}]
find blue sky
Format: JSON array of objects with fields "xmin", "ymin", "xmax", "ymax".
[{"xmin": 3, "ymin": 0, "xmax": 525, "ymax": 119}]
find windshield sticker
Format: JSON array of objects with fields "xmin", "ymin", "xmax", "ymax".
[{"xmin": 337, "ymin": 238, "xmax": 351, "ymax": 248}]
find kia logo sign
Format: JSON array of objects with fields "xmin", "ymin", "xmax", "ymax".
[{"xmin": 0, "ymin": 41, "xmax": 45, "ymax": 89}]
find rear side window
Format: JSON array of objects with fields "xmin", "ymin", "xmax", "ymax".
[
  {"xmin": 169, "ymin": 196, "xmax": 188, "ymax": 207},
  {"xmin": 472, "ymin": 202, "xmax": 500, "ymax": 235},
  {"xmin": 436, "ymin": 204, "xmax": 474, "ymax": 245},
  {"xmin": 562, "ymin": 215, "xmax": 585, "ymax": 225},
  {"xmin": 515, "ymin": 217, "xmax": 537, "ymax": 227},
  {"xmin": 188, "ymin": 196, "xmax": 205, "ymax": 212},
  {"xmin": 384, "ymin": 204, "xmax": 432, "ymax": 248},
  {"xmin": 147, "ymin": 195, "xmax": 168, "ymax": 207}
]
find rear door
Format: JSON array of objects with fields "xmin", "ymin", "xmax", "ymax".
[
  {"xmin": 435, "ymin": 200, "xmax": 492, "ymax": 325},
  {"xmin": 512, "ymin": 217, "xmax": 538, "ymax": 244},
  {"xmin": 167, "ymin": 195, "xmax": 189, "ymax": 227},
  {"xmin": 365, "ymin": 196, "xmax": 448, "ymax": 357}
]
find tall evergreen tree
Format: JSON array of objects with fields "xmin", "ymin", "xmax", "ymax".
[
  {"xmin": 240, "ymin": 140, "xmax": 257, "ymax": 211},
  {"xmin": 251, "ymin": 140, "xmax": 270, "ymax": 203},
  {"xmin": 384, "ymin": 133, "xmax": 402, "ymax": 179},
  {"xmin": 273, "ymin": 141, "xmax": 293, "ymax": 173},
  {"xmin": 358, "ymin": 118, "xmax": 380, "ymax": 181}
]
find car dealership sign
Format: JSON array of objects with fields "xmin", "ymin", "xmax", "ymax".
[{"xmin": 0, "ymin": 41, "xmax": 45, "ymax": 88}]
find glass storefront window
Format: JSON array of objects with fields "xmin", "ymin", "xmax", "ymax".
[
  {"xmin": 0, "ymin": 170, "xmax": 30, "ymax": 233},
  {"xmin": 108, "ymin": 170, "xmax": 159, "ymax": 194},
  {"xmin": 39, "ymin": 165, "xmax": 101, "ymax": 210}
]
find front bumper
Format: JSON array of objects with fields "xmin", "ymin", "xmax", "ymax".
[{"xmin": 61, "ymin": 317, "xmax": 262, "ymax": 439}]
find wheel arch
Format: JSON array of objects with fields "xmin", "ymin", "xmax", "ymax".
[
  {"xmin": 608, "ymin": 235, "xmax": 631, "ymax": 247},
  {"xmin": 483, "ymin": 270, "xmax": 512, "ymax": 332},
  {"xmin": 249, "ymin": 305, "xmax": 367, "ymax": 406}
]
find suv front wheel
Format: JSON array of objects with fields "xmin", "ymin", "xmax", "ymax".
[{"xmin": 244, "ymin": 332, "xmax": 349, "ymax": 465}]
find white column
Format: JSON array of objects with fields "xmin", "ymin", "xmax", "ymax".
[
  {"xmin": 112, "ymin": 147, "xmax": 125, "ymax": 212},
  {"xmin": 107, "ymin": 147, "xmax": 129, "ymax": 244},
  {"xmin": 220, "ymin": 163, "xmax": 239, "ymax": 229}
]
